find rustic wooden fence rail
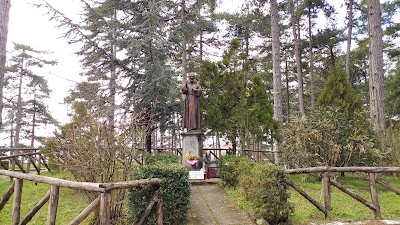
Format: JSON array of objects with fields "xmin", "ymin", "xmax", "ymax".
[
  {"xmin": 0, "ymin": 148, "xmax": 50, "ymax": 174},
  {"xmin": 286, "ymin": 166, "xmax": 400, "ymax": 220},
  {"xmin": 0, "ymin": 169, "xmax": 163, "ymax": 225}
]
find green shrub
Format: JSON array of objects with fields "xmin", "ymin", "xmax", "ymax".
[
  {"xmin": 127, "ymin": 163, "xmax": 190, "ymax": 225},
  {"xmin": 145, "ymin": 153, "xmax": 180, "ymax": 165},
  {"xmin": 247, "ymin": 163, "xmax": 292, "ymax": 224},
  {"xmin": 281, "ymin": 107, "xmax": 383, "ymax": 168},
  {"xmin": 387, "ymin": 122, "xmax": 400, "ymax": 166},
  {"xmin": 220, "ymin": 155, "xmax": 292, "ymax": 224},
  {"xmin": 219, "ymin": 155, "xmax": 254, "ymax": 187}
]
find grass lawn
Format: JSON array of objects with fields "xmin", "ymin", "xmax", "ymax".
[
  {"xmin": 288, "ymin": 173, "xmax": 400, "ymax": 224},
  {"xmin": 0, "ymin": 171, "xmax": 92, "ymax": 225}
]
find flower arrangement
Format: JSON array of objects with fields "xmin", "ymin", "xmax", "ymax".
[{"xmin": 185, "ymin": 152, "xmax": 200, "ymax": 165}]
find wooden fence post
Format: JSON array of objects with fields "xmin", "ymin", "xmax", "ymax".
[
  {"xmin": 322, "ymin": 172, "xmax": 331, "ymax": 219},
  {"xmin": 47, "ymin": 185, "xmax": 60, "ymax": 225},
  {"xmin": 100, "ymin": 191, "xmax": 111, "ymax": 225},
  {"xmin": 21, "ymin": 190, "xmax": 51, "ymax": 225},
  {"xmin": 368, "ymin": 173, "xmax": 381, "ymax": 219},
  {"xmin": 12, "ymin": 178, "xmax": 23, "ymax": 225},
  {"xmin": 157, "ymin": 194, "xmax": 163, "ymax": 225},
  {"xmin": 0, "ymin": 181, "xmax": 15, "ymax": 211}
]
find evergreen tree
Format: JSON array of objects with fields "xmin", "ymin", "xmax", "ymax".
[
  {"xmin": 201, "ymin": 39, "xmax": 247, "ymax": 153},
  {"xmin": 317, "ymin": 66, "xmax": 362, "ymax": 117},
  {"xmin": 3, "ymin": 43, "xmax": 56, "ymax": 147},
  {"xmin": 385, "ymin": 66, "xmax": 400, "ymax": 117},
  {"xmin": 0, "ymin": 0, "xmax": 11, "ymax": 129},
  {"xmin": 247, "ymin": 75, "xmax": 278, "ymax": 144}
]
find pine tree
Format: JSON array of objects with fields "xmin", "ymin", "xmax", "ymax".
[
  {"xmin": 200, "ymin": 39, "xmax": 247, "ymax": 153},
  {"xmin": 0, "ymin": 0, "xmax": 11, "ymax": 129},
  {"xmin": 3, "ymin": 43, "xmax": 56, "ymax": 147},
  {"xmin": 317, "ymin": 66, "xmax": 362, "ymax": 117},
  {"xmin": 368, "ymin": 0, "xmax": 386, "ymax": 148}
]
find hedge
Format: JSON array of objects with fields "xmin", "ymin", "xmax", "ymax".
[
  {"xmin": 220, "ymin": 155, "xmax": 293, "ymax": 224},
  {"xmin": 127, "ymin": 154, "xmax": 190, "ymax": 225}
]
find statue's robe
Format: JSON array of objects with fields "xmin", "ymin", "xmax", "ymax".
[{"xmin": 182, "ymin": 80, "xmax": 202, "ymax": 130}]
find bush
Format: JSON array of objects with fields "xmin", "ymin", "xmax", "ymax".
[
  {"xmin": 386, "ymin": 122, "xmax": 400, "ymax": 166},
  {"xmin": 219, "ymin": 155, "xmax": 254, "ymax": 187},
  {"xmin": 220, "ymin": 155, "xmax": 292, "ymax": 224},
  {"xmin": 281, "ymin": 107, "xmax": 383, "ymax": 168},
  {"xmin": 127, "ymin": 162, "xmax": 190, "ymax": 225},
  {"xmin": 247, "ymin": 163, "xmax": 292, "ymax": 224},
  {"xmin": 145, "ymin": 153, "xmax": 180, "ymax": 165}
]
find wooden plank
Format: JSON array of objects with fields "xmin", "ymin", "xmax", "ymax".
[
  {"xmin": 37, "ymin": 155, "xmax": 42, "ymax": 175},
  {"xmin": 376, "ymin": 178, "xmax": 400, "ymax": 195},
  {"xmin": 287, "ymin": 180, "xmax": 326, "ymax": 214},
  {"xmin": 0, "ymin": 170, "xmax": 163, "ymax": 193},
  {"xmin": 0, "ymin": 148, "xmax": 38, "ymax": 152},
  {"xmin": 0, "ymin": 181, "xmax": 15, "ymax": 211},
  {"xmin": 286, "ymin": 166, "xmax": 400, "ymax": 174},
  {"xmin": 322, "ymin": 172, "xmax": 331, "ymax": 219},
  {"xmin": 12, "ymin": 179, "xmax": 23, "ymax": 225},
  {"xmin": 40, "ymin": 155, "xmax": 51, "ymax": 171},
  {"xmin": 368, "ymin": 173, "xmax": 381, "ymax": 219},
  {"xmin": 98, "ymin": 178, "xmax": 162, "ymax": 191},
  {"xmin": 14, "ymin": 160, "xmax": 26, "ymax": 173},
  {"xmin": 157, "ymin": 195, "xmax": 163, "ymax": 225},
  {"xmin": 20, "ymin": 190, "xmax": 51, "ymax": 225},
  {"xmin": 0, "ymin": 170, "xmax": 104, "ymax": 192},
  {"xmin": 0, "ymin": 152, "xmax": 40, "ymax": 160},
  {"xmin": 330, "ymin": 179, "xmax": 375, "ymax": 211},
  {"xmin": 26, "ymin": 154, "xmax": 31, "ymax": 174},
  {"xmin": 68, "ymin": 196, "xmax": 100, "ymax": 225},
  {"xmin": 99, "ymin": 191, "xmax": 111, "ymax": 225},
  {"xmin": 47, "ymin": 185, "xmax": 60, "ymax": 225},
  {"xmin": 134, "ymin": 193, "xmax": 159, "ymax": 225},
  {"xmin": 28, "ymin": 156, "xmax": 41, "ymax": 173}
]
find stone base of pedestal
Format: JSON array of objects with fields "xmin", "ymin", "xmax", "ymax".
[{"xmin": 181, "ymin": 130, "xmax": 204, "ymax": 170}]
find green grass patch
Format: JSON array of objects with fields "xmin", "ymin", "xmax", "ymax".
[
  {"xmin": 0, "ymin": 171, "xmax": 92, "ymax": 225},
  {"xmin": 288, "ymin": 173, "xmax": 400, "ymax": 225}
]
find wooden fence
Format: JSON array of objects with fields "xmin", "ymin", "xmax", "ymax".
[
  {"xmin": 0, "ymin": 169, "xmax": 163, "ymax": 225},
  {"xmin": 0, "ymin": 148, "xmax": 50, "ymax": 174},
  {"xmin": 286, "ymin": 166, "xmax": 400, "ymax": 220},
  {"xmin": 153, "ymin": 147, "xmax": 271, "ymax": 162}
]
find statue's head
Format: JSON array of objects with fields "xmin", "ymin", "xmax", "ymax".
[{"xmin": 188, "ymin": 72, "xmax": 195, "ymax": 83}]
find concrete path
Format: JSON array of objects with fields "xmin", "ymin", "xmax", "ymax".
[{"xmin": 188, "ymin": 183, "xmax": 255, "ymax": 225}]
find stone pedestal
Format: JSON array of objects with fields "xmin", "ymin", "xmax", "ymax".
[{"xmin": 181, "ymin": 130, "xmax": 203, "ymax": 170}]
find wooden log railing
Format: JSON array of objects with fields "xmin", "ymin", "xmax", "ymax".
[
  {"xmin": 0, "ymin": 148, "xmax": 50, "ymax": 174},
  {"xmin": 286, "ymin": 166, "xmax": 400, "ymax": 220},
  {"xmin": 0, "ymin": 169, "xmax": 163, "ymax": 225}
]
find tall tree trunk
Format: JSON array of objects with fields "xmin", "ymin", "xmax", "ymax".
[
  {"xmin": 346, "ymin": 0, "xmax": 354, "ymax": 83},
  {"xmin": 14, "ymin": 55, "xmax": 24, "ymax": 148},
  {"xmin": 10, "ymin": 111, "xmax": 14, "ymax": 147},
  {"xmin": 290, "ymin": 0, "xmax": 305, "ymax": 118},
  {"xmin": 181, "ymin": 0, "xmax": 187, "ymax": 80},
  {"xmin": 308, "ymin": 3, "xmax": 315, "ymax": 109},
  {"xmin": 108, "ymin": 4, "xmax": 117, "ymax": 131},
  {"xmin": 367, "ymin": 0, "xmax": 386, "ymax": 149},
  {"xmin": 199, "ymin": 27, "xmax": 203, "ymax": 64},
  {"xmin": 285, "ymin": 57, "xmax": 290, "ymax": 123},
  {"xmin": 30, "ymin": 93, "xmax": 37, "ymax": 147},
  {"xmin": 271, "ymin": 0, "xmax": 281, "ymax": 164},
  {"xmin": 0, "ymin": 0, "xmax": 11, "ymax": 130}
]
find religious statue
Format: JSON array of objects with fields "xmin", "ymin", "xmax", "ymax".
[{"xmin": 182, "ymin": 72, "xmax": 202, "ymax": 131}]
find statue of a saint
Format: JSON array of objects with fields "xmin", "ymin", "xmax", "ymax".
[{"xmin": 182, "ymin": 72, "xmax": 202, "ymax": 131}]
